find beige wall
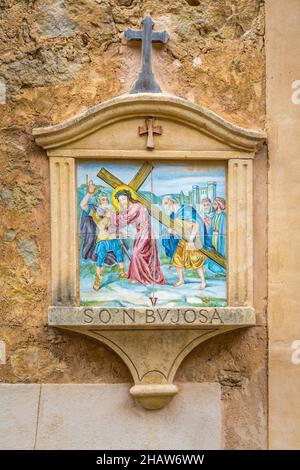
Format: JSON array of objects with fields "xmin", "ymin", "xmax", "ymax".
[
  {"xmin": 0, "ymin": 0, "xmax": 269, "ymax": 449},
  {"xmin": 266, "ymin": 0, "xmax": 300, "ymax": 449}
]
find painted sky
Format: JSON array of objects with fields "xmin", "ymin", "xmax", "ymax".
[{"xmin": 77, "ymin": 161, "xmax": 226, "ymax": 197}]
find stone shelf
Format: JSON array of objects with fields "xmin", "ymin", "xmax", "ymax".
[{"xmin": 48, "ymin": 306, "xmax": 255, "ymax": 410}]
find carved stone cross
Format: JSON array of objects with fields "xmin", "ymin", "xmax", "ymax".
[
  {"xmin": 139, "ymin": 117, "xmax": 162, "ymax": 149},
  {"xmin": 124, "ymin": 16, "xmax": 169, "ymax": 93}
]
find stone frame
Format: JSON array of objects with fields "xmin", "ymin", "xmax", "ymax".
[{"xmin": 33, "ymin": 93, "xmax": 266, "ymax": 409}]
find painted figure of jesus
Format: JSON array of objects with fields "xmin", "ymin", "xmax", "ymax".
[{"xmin": 113, "ymin": 189, "xmax": 165, "ymax": 286}]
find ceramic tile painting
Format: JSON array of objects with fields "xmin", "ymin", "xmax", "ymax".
[{"xmin": 77, "ymin": 161, "xmax": 227, "ymax": 308}]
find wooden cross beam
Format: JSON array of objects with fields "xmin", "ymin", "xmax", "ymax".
[
  {"xmin": 128, "ymin": 160, "xmax": 154, "ymax": 190},
  {"xmin": 139, "ymin": 118, "xmax": 162, "ymax": 149},
  {"xmin": 97, "ymin": 162, "xmax": 227, "ymax": 269}
]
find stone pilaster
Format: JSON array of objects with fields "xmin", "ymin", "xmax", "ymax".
[
  {"xmin": 49, "ymin": 157, "xmax": 77, "ymax": 305},
  {"xmin": 227, "ymin": 159, "xmax": 254, "ymax": 306}
]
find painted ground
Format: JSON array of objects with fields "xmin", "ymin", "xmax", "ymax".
[{"xmin": 80, "ymin": 263, "xmax": 226, "ymax": 308}]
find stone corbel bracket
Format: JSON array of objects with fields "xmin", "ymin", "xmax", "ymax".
[
  {"xmin": 33, "ymin": 92, "xmax": 266, "ymax": 410},
  {"xmin": 48, "ymin": 306, "xmax": 255, "ymax": 410}
]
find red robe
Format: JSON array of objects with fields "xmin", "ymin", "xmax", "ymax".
[{"xmin": 115, "ymin": 202, "xmax": 165, "ymax": 285}]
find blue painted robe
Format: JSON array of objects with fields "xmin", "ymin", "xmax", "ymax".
[
  {"xmin": 206, "ymin": 211, "xmax": 226, "ymax": 275},
  {"xmin": 161, "ymin": 204, "xmax": 207, "ymax": 260}
]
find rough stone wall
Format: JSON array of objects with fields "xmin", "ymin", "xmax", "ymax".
[{"xmin": 0, "ymin": 0, "xmax": 266, "ymax": 449}]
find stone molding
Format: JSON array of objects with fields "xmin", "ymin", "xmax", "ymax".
[{"xmin": 33, "ymin": 93, "xmax": 266, "ymax": 152}]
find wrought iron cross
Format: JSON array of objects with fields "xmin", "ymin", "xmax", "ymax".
[
  {"xmin": 139, "ymin": 118, "xmax": 162, "ymax": 149},
  {"xmin": 124, "ymin": 16, "xmax": 169, "ymax": 93}
]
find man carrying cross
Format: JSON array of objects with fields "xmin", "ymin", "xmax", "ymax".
[
  {"xmin": 97, "ymin": 162, "xmax": 227, "ymax": 272},
  {"xmin": 161, "ymin": 195, "xmax": 207, "ymax": 290},
  {"xmin": 111, "ymin": 187, "xmax": 165, "ymax": 286}
]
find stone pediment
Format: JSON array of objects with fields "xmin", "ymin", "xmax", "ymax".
[{"xmin": 33, "ymin": 93, "xmax": 265, "ymax": 156}]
